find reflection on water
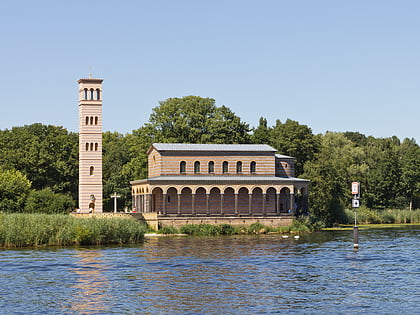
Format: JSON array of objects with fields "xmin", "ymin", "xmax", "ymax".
[
  {"xmin": 0, "ymin": 225, "xmax": 419, "ymax": 314},
  {"xmin": 67, "ymin": 249, "xmax": 110, "ymax": 314}
]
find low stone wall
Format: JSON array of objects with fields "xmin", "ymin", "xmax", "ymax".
[
  {"xmin": 70, "ymin": 213, "xmax": 291, "ymax": 231},
  {"xmin": 157, "ymin": 215, "xmax": 293, "ymax": 229}
]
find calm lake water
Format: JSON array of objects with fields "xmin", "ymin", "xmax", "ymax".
[{"xmin": 0, "ymin": 226, "xmax": 419, "ymax": 314}]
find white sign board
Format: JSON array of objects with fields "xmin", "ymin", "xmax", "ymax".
[
  {"xmin": 352, "ymin": 199, "xmax": 360, "ymax": 208},
  {"xmin": 351, "ymin": 182, "xmax": 360, "ymax": 195}
]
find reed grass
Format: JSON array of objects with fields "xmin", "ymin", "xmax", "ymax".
[
  {"xmin": 0, "ymin": 213, "xmax": 147, "ymax": 248},
  {"xmin": 343, "ymin": 207, "xmax": 420, "ymax": 224}
]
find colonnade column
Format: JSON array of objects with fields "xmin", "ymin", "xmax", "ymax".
[
  {"xmin": 262, "ymin": 193, "xmax": 266, "ymax": 216},
  {"xmin": 162, "ymin": 193, "xmax": 167, "ymax": 215},
  {"xmin": 220, "ymin": 194, "xmax": 224, "ymax": 215},
  {"xmin": 206, "ymin": 193, "xmax": 210, "ymax": 215},
  {"xmin": 147, "ymin": 194, "xmax": 152, "ymax": 213},
  {"xmin": 177, "ymin": 193, "xmax": 181, "ymax": 215},
  {"xmin": 248, "ymin": 194, "xmax": 252, "ymax": 215},
  {"xmin": 276, "ymin": 193, "xmax": 281, "ymax": 214},
  {"xmin": 234, "ymin": 193, "xmax": 239, "ymax": 215},
  {"xmin": 191, "ymin": 193, "xmax": 195, "ymax": 215}
]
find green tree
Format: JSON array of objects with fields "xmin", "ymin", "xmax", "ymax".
[
  {"xmin": 252, "ymin": 117, "xmax": 271, "ymax": 144},
  {"xmin": 102, "ymin": 132, "xmax": 132, "ymax": 210},
  {"xmin": 0, "ymin": 124, "xmax": 78, "ymax": 199},
  {"xmin": 397, "ymin": 138, "xmax": 419, "ymax": 209},
  {"xmin": 0, "ymin": 168, "xmax": 31, "ymax": 212},
  {"xmin": 146, "ymin": 96, "xmax": 251, "ymax": 144},
  {"xmin": 24, "ymin": 188, "xmax": 75, "ymax": 214},
  {"xmin": 302, "ymin": 132, "xmax": 367, "ymax": 225},
  {"xmin": 270, "ymin": 119, "xmax": 320, "ymax": 176}
]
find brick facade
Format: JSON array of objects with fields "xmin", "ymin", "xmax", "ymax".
[{"xmin": 131, "ymin": 144, "xmax": 309, "ymax": 217}]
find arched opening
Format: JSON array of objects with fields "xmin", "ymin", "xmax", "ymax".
[
  {"xmin": 89, "ymin": 166, "xmax": 94, "ymax": 176},
  {"xmin": 166, "ymin": 187, "xmax": 178, "ymax": 214},
  {"xmin": 152, "ymin": 187, "xmax": 163, "ymax": 213},
  {"xmin": 90, "ymin": 143, "xmax": 94, "ymax": 151},
  {"xmin": 252, "ymin": 187, "xmax": 263, "ymax": 214},
  {"xmin": 96, "ymin": 89, "xmax": 101, "ymax": 100},
  {"xmin": 208, "ymin": 161, "xmax": 214, "ymax": 173},
  {"xmin": 195, "ymin": 187, "xmax": 207, "ymax": 214},
  {"xmin": 180, "ymin": 187, "xmax": 192, "ymax": 214},
  {"xmin": 222, "ymin": 161, "xmax": 229, "ymax": 174},
  {"xmin": 279, "ymin": 187, "xmax": 291, "ymax": 213},
  {"xmin": 90, "ymin": 89, "xmax": 94, "ymax": 100},
  {"xmin": 90, "ymin": 116, "xmax": 94, "ymax": 125},
  {"xmin": 180, "ymin": 161, "xmax": 186, "ymax": 173},
  {"xmin": 223, "ymin": 187, "xmax": 235, "ymax": 214},
  {"xmin": 95, "ymin": 143, "xmax": 98, "ymax": 151},
  {"xmin": 236, "ymin": 161, "xmax": 242, "ymax": 173},
  {"xmin": 85, "ymin": 143, "xmax": 89, "ymax": 151},
  {"xmin": 85, "ymin": 116, "xmax": 89, "ymax": 125},
  {"xmin": 238, "ymin": 187, "xmax": 249, "ymax": 214},
  {"xmin": 194, "ymin": 161, "xmax": 201, "ymax": 174},
  {"xmin": 95, "ymin": 116, "xmax": 98, "ymax": 125},
  {"xmin": 209, "ymin": 187, "xmax": 221, "ymax": 214},
  {"xmin": 84, "ymin": 89, "xmax": 88, "ymax": 100},
  {"xmin": 250, "ymin": 161, "xmax": 256, "ymax": 173},
  {"xmin": 266, "ymin": 187, "xmax": 277, "ymax": 214},
  {"xmin": 88, "ymin": 202, "xmax": 95, "ymax": 212}
]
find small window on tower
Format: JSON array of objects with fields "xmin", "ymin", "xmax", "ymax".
[
  {"xmin": 90, "ymin": 166, "xmax": 94, "ymax": 176},
  {"xmin": 90, "ymin": 116, "xmax": 94, "ymax": 125},
  {"xmin": 96, "ymin": 89, "xmax": 101, "ymax": 100},
  {"xmin": 86, "ymin": 143, "xmax": 89, "ymax": 151},
  {"xmin": 86, "ymin": 116, "xmax": 89, "ymax": 125},
  {"xmin": 95, "ymin": 116, "xmax": 98, "ymax": 125},
  {"xmin": 95, "ymin": 143, "xmax": 98, "ymax": 151}
]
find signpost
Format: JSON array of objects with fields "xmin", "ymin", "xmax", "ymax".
[
  {"xmin": 351, "ymin": 182, "xmax": 360, "ymax": 249},
  {"xmin": 110, "ymin": 192, "xmax": 121, "ymax": 213}
]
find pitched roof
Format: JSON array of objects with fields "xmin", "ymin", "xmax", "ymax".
[
  {"xmin": 151, "ymin": 143, "xmax": 277, "ymax": 152},
  {"xmin": 275, "ymin": 153, "xmax": 294, "ymax": 159}
]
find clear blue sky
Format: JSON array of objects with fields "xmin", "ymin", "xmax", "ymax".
[{"xmin": 1, "ymin": 1, "xmax": 419, "ymax": 141}]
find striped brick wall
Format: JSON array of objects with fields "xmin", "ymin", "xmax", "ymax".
[
  {"xmin": 78, "ymin": 78, "xmax": 103, "ymax": 212},
  {"xmin": 148, "ymin": 151, "xmax": 276, "ymax": 177}
]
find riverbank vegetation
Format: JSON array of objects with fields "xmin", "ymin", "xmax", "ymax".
[
  {"xmin": 343, "ymin": 207, "xmax": 420, "ymax": 225},
  {"xmin": 0, "ymin": 213, "xmax": 147, "ymax": 248},
  {"xmin": 0, "ymin": 96, "xmax": 418, "ymax": 227},
  {"xmin": 157, "ymin": 218, "xmax": 316, "ymax": 236}
]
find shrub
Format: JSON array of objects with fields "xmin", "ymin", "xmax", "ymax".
[
  {"xmin": 24, "ymin": 188, "xmax": 75, "ymax": 214},
  {"xmin": 157, "ymin": 226, "xmax": 179, "ymax": 235}
]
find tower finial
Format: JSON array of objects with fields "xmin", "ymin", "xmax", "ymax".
[{"xmin": 88, "ymin": 66, "xmax": 93, "ymax": 79}]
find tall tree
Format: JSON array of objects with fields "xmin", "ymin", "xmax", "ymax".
[
  {"xmin": 102, "ymin": 132, "xmax": 132, "ymax": 210},
  {"xmin": 270, "ymin": 119, "xmax": 320, "ymax": 176},
  {"xmin": 146, "ymin": 96, "xmax": 251, "ymax": 144},
  {"xmin": 0, "ymin": 124, "xmax": 78, "ymax": 199},
  {"xmin": 252, "ymin": 117, "xmax": 271, "ymax": 144}
]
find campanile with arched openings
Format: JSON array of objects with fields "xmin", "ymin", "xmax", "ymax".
[{"xmin": 78, "ymin": 77, "xmax": 103, "ymax": 212}]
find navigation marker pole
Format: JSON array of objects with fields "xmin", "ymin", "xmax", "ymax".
[
  {"xmin": 351, "ymin": 182, "xmax": 361, "ymax": 249},
  {"xmin": 111, "ymin": 192, "xmax": 121, "ymax": 213}
]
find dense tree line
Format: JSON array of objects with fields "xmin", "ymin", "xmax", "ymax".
[{"xmin": 0, "ymin": 96, "xmax": 418, "ymax": 225}]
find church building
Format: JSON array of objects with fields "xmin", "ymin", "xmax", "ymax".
[{"xmin": 130, "ymin": 143, "xmax": 309, "ymax": 221}]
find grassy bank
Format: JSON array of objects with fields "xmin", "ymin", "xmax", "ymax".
[
  {"xmin": 343, "ymin": 207, "xmax": 420, "ymax": 225},
  {"xmin": 0, "ymin": 213, "xmax": 147, "ymax": 248},
  {"xmin": 157, "ymin": 218, "xmax": 315, "ymax": 236}
]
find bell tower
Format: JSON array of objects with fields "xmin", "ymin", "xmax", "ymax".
[{"xmin": 78, "ymin": 77, "xmax": 103, "ymax": 212}]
